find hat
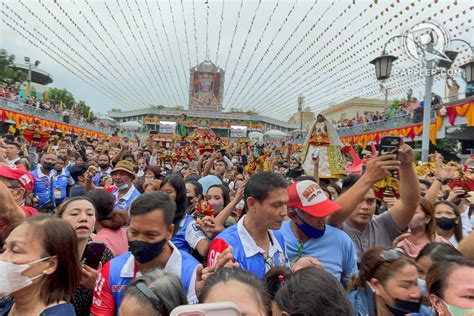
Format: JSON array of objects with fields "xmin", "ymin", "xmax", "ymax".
[
  {"xmin": 198, "ymin": 175, "xmax": 223, "ymax": 194},
  {"xmin": 111, "ymin": 160, "xmax": 136, "ymax": 178},
  {"xmin": 287, "ymin": 180, "xmax": 341, "ymax": 217},
  {"xmin": 0, "ymin": 165, "xmax": 35, "ymax": 192}
]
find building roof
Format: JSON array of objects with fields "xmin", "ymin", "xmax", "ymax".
[
  {"xmin": 322, "ymin": 97, "xmax": 389, "ymax": 115},
  {"xmin": 12, "ymin": 63, "xmax": 53, "ymax": 85},
  {"xmin": 107, "ymin": 107, "xmax": 299, "ymax": 129}
]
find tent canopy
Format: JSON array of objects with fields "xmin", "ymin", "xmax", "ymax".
[
  {"xmin": 264, "ymin": 129, "xmax": 287, "ymax": 138},
  {"xmin": 119, "ymin": 121, "xmax": 142, "ymax": 129}
]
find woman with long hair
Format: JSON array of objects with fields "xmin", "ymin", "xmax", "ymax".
[
  {"xmin": 57, "ymin": 196, "xmax": 114, "ymax": 316},
  {"xmin": 0, "ymin": 215, "xmax": 81, "ymax": 315},
  {"xmin": 434, "ymin": 201, "xmax": 464, "ymax": 247},
  {"xmin": 349, "ymin": 247, "xmax": 431, "ymax": 315},
  {"xmin": 396, "ymin": 198, "xmax": 450, "ymax": 258},
  {"xmin": 160, "ymin": 175, "xmax": 210, "ymax": 257}
]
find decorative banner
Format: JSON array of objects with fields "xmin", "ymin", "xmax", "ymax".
[
  {"xmin": 0, "ymin": 108, "xmax": 109, "ymax": 139},
  {"xmin": 230, "ymin": 125, "xmax": 248, "ymax": 139},
  {"xmin": 190, "ymin": 71, "xmax": 221, "ymax": 111},
  {"xmin": 159, "ymin": 121, "xmax": 176, "ymax": 135},
  {"xmin": 340, "ymin": 100, "xmax": 473, "ymax": 147}
]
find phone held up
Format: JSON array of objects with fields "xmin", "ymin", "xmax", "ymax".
[
  {"xmin": 378, "ymin": 136, "xmax": 401, "ymax": 178},
  {"xmin": 82, "ymin": 241, "xmax": 106, "ymax": 270}
]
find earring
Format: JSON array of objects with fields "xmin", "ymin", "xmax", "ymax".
[{"xmin": 42, "ymin": 270, "xmax": 48, "ymax": 274}]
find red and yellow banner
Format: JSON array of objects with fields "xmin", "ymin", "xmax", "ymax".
[
  {"xmin": 341, "ymin": 100, "xmax": 474, "ymax": 147},
  {"xmin": 0, "ymin": 108, "xmax": 109, "ymax": 139}
]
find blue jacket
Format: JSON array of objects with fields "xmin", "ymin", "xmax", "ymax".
[
  {"xmin": 208, "ymin": 216, "xmax": 288, "ymax": 279},
  {"xmin": 31, "ymin": 168, "xmax": 57, "ymax": 208},
  {"xmin": 348, "ymin": 288, "xmax": 433, "ymax": 316},
  {"xmin": 54, "ymin": 169, "xmax": 71, "ymax": 202}
]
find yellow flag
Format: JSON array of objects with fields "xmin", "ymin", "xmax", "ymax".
[{"xmin": 25, "ymin": 82, "xmax": 30, "ymax": 97}]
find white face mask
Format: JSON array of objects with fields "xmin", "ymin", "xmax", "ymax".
[{"xmin": 0, "ymin": 256, "xmax": 51, "ymax": 297}]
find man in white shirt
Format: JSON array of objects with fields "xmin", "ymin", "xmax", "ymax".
[{"xmin": 5, "ymin": 143, "xmax": 21, "ymax": 165}]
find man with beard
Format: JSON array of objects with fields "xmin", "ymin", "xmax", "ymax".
[
  {"xmin": 91, "ymin": 192, "xmax": 200, "ymax": 315},
  {"xmin": 31, "ymin": 152, "xmax": 58, "ymax": 212}
]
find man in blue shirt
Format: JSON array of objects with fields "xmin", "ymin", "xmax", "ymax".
[
  {"xmin": 110, "ymin": 160, "xmax": 141, "ymax": 212},
  {"xmin": 280, "ymin": 180, "xmax": 358, "ymax": 288},
  {"xmin": 91, "ymin": 192, "xmax": 199, "ymax": 315},
  {"xmin": 31, "ymin": 152, "xmax": 57, "ymax": 212},
  {"xmin": 208, "ymin": 171, "xmax": 289, "ymax": 279},
  {"xmin": 54, "ymin": 156, "xmax": 73, "ymax": 203}
]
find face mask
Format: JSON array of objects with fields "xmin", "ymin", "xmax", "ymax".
[
  {"xmin": 116, "ymin": 183, "xmax": 129, "ymax": 191},
  {"xmin": 42, "ymin": 162, "xmax": 55, "ymax": 171},
  {"xmin": 54, "ymin": 167, "xmax": 63, "ymax": 173},
  {"xmin": 409, "ymin": 216, "xmax": 427, "ymax": 230},
  {"xmin": 386, "ymin": 298, "xmax": 421, "ymax": 316},
  {"xmin": 86, "ymin": 149, "xmax": 93, "ymax": 155},
  {"xmin": 128, "ymin": 239, "xmax": 167, "ymax": 264},
  {"xmin": 0, "ymin": 256, "xmax": 51, "ymax": 296},
  {"xmin": 175, "ymin": 165, "xmax": 183, "ymax": 172},
  {"xmin": 442, "ymin": 299, "xmax": 474, "ymax": 316},
  {"xmin": 436, "ymin": 217, "xmax": 456, "ymax": 230},
  {"xmin": 185, "ymin": 196, "xmax": 194, "ymax": 207},
  {"xmin": 98, "ymin": 163, "xmax": 109, "ymax": 169},
  {"xmin": 295, "ymin": 214, "xmax": 325, "ymax": 239},
  {"xmin": 144, "ymin": 177, "xmax": 155, "ymax": 183}
]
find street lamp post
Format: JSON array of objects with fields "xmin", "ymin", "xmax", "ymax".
[
  {"xmin": 369, "ymin": 34, "xmax": 473, "ymax": 162},
  {"xmin": 24, "ymin": 57, "xmax": 40, "ymax": 98},
  {"xmin": 421, "ymin": 40, "xmax": 434, "ymax": 163}
]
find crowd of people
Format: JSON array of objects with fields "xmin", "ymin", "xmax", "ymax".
[
  {"xmin": 333, "ymin": 91, "xmax": 450, "ymax": 130},
  {"xmin": 0, "ymin": 129, "xmax": 473, "ymax": 316},
  {"xmin": 0, "ymin": 85, "xmax": 110, "ymax": 128}
]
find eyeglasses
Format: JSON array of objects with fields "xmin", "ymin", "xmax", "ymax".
[{"xmin": 371, "ymin": 248, "xmax": 407, "ymax": 276}]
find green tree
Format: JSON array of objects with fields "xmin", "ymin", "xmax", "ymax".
[
  {"xmin": 0, "ymin": 49, "xmax": 26, "ymax": 86},
  {"xmin": 76, "ymin": 100, "xmax": 96, "ymax": 122},
  {"xmin": 47, "ymin": 87, "xmax": 75, "ymax": 109}
]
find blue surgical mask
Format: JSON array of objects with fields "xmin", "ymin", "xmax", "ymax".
[
  {"xmin": 295, "ymin": 214, "xmax": 325, "ymax": 239},
  {"xmin": 116, "ymin": 183, "xmax": 129, "ymax": 191}
]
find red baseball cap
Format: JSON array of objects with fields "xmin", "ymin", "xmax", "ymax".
[
  {"xmin": 287, "ymin": 180, "xmax": 341, "ymax": 217},
  {"xmin": 0, "ymin": 165, "xmax": 35, "ymax": 192}
]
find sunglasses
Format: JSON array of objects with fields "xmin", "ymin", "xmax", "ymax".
[{"xmin": 371, "ymin": 248, "xmax": 407, "ymax": 275}]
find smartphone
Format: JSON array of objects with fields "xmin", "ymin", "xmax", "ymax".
[
  {"xmin": 378, "ymin": 136, "xmax": 401, "ymax": 158},
  {"xmin": 215, "ymin": 144, "xmax": 221, "ymax": 151},
  {"xmin": 82, "ymin": 242, "xmax": 106, "ymax": 269},
  {"xmin": 275, "ymin": 149, "xmax": 282, "ymax": 156},
  {"xmin": 170, "ymin": 302, "xmax": 240, "ymax": 316}
]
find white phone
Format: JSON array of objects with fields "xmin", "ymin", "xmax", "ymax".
[{"xmin": 170, "ymin": 302, "xmax": 240, "ymax": 316}]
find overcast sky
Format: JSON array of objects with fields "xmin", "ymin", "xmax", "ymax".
[{"xmin": 1, "ymin": 0, "xmax": 472, "ymax": 119}]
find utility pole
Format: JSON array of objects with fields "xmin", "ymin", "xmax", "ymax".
[{"xmin": 297, "ymin": 95, "xmax": 304, "ymax": 131}]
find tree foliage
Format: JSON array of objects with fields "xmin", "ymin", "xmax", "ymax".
[
  {"xmin": 47, "ymin": 87, "xmax": 75, "ymax": 109},
  {"xmin": 0, "ymin": 49, "xmax": 26, "ymax": 86}
]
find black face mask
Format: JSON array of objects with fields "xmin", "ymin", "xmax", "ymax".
[
  {"xmin": 42, "ymin": 162, "xmax": 55, "ymax": 171},
  {"xmin": 436, "ymin": 217, "xmax": 456, "ymax": 230},
  {"xmin": 386, "ymin": 298, "xmax": 421, "ymax": 316},
  {"xmin": 185, "ymin": 196, "xmax": 194, "ymax": 207},
  {"xmin": 128, "ymin": 239, "xmax": 167, "ymax": 264},
  {"xmin": 98, "ymin": 163, "xmax": 109, "ymax": 169}
]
